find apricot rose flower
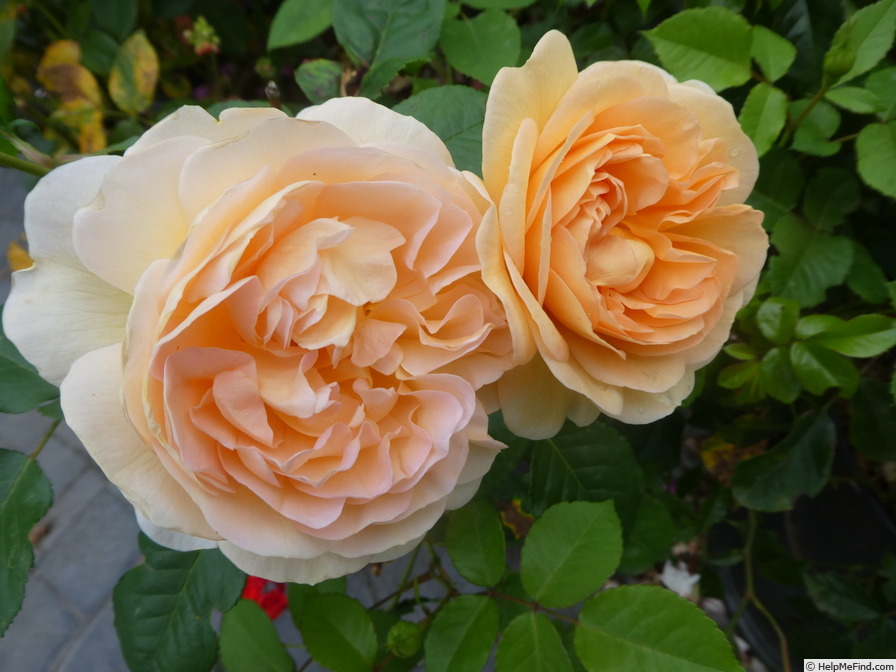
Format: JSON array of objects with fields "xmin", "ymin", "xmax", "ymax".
[
  {"xmin": 478, "ymin": 31, "xmax": 768, "ymax": 438},
  {"xmin": 4, "ymin": 100, "xmax": 512, "ymax": 583}
]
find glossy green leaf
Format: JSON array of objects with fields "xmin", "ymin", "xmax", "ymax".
[
  {"xmin": 760, "ymin": 347, "xmax": 802, "ymax": 403},
  {"xmin": 791, "ymin": 341, "xmax": 859, "ymax": 395},
  {"xmin": 0, "ymin": 449, "xmax": 52, "ymax": 636},
  {"xmin": 296, "ymin": 593, "xmax": 376, "ymax": 672},
  {"xmin": 92, "ymin": 0, "xmax": 138, "ymax": 41},
  {"xmin": 825, "ymin": 86, "xmax": 883, "ymax": 114},
  {"xmin": 574, "ymin": 586, "xmax": 742, "ymax": 672},
  {"xmin": 440, "ymin": 10, "xmax": 520, "ymax": 85},
  {"xmin": 463, "ymin": 0, "xmax": 536, "ymax": 7},
  {"xmin": 738, "ymin": 83, "xmax": 788, "ymax": 157},
  {"xmin": 790, "ymin": 98, "xmax": 841, "ymax": 156},
  {"xmin": 747, "ymin": 149, "xmax": 804, "ymax": 229},
  {"xmin": 287, "ymin": 576, "xmax": 345, "ymax": 627},
  {"xmin": 0, "ymin": 307, "xmax": 60, "ymax": 414},
  {"xmin": 113, "ymin": 535, "xmax": 245, "ymax": 672},
  {"xmin": 358, "ymin": 56, "xmax": 408, "ymax": 98},
  {"xmin": 865, "ymin": 67, "xmax": 896, "ymax": 120},
  {"xmin": 644, "ymin": 7, "xmax": 752, "ymax": 91},
  {"xmin": 295, "ymin": 59, "xmax": 342, "ymax": 104},
  {"xmin": 756, "ymin": 297, "xmax": 800, "ymax": 345},
  {"xmin": 731, "ymin": 412, "xmax": 835, "ymax": 511},
  {"xmin": 393, "ymin": 86, "xmax": 487, "ymax": 174},
  {"xmin": 220, "ymin": 599, "xmax": 293, "ymax": 672},
  {"xmin": 268, "ymin": 0, "xmax": 332, "ymax": 49},
  {"xmin": 723, "ymin": 343, "xmax": 756, "ymax": 361},
  {"xmin": 617, "ymin": 495, "xmax": 676, "ymax": 576},
  {"xmin": 849, "ymin": 377, "xmax": 896, "ymax": 461},
  {"xmin": 808, "ymin": 314, "xmax": 896, "ymax": 357},
  {"xmin": 847, "ymin": 242, "xmax": 890, "ymax": 304},
  {"xmin": 718, "ymin": 360, "xmax": 760, "ymax": 390},
  {"xmin": 496, "ymin": 612, "xmax": 573, "ymax": 672},
  {"xmin": 445, "ymin": 499, "xmax": 505, "ymax": 587},
  {"xmin": 521, "ymin": 501, "xmax": 622, "ymax": 608},
  {"xmin": 528, "ymin": 423, "xmax": 644, "ymax": 529},
  {"xmin": 823, "ymin": 0, "xmax": 896, "ymax": 86},
  {"xmin": 767, "ymin": 216, "xmax": 853, "ymax": 308},
  {"xmin": 80, "ymin": 29, "xmax": 120, "ymax": 76},
  {"xmin": 805, "ymin": 572, "xmax": 880, "ymax": 624},
  {"xmin": 857, "ymin": 122, "xmax": 896, "ymax": 198},
  {"xmin": 795, "ymin": 314, "xmax": 844, "ymax": 340},
  {"xmin": 332, "ymin": 0, "xmax": 445, "ymax": 67},
  {"xmin": 751, "ymin": 25, "xmax": 796, "ymax": 82},
  {"xmin": 108, "ymin": 30, "xmax": 160, "ymax": 115},
  {"xmin": 424, "ymin": 595, "xmax": 499, "ymax": 672},
  {"xmin": 803, "ymin": 168, "xmax": 860, "ymax": 232}
]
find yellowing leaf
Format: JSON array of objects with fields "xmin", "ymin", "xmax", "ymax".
[
  {"xmin": 109, "ymin": 31, "xmax": 159, "ymax": 115},
  {"xmin": 6, "ymin": 235, "xmax": 32, "ymax": 271},
  {"xmin": 37, "ymin": 41, "xmax": 103, "ymax": 107},
  {"xmin": 51, "ymin": 104, "xmax": 106, "ymax": 153}
]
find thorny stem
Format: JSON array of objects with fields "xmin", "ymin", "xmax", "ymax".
[
  {"xmin": 0, "ymin": 151, "xmax": 50, "ymax": 177},
  {"xmin": 30, "ymin": 419, "xmax": 61, "ymax": 460},
  {"xmin": 388, "ymin": 544, "xmax": 422, "ymax": 611},
  {"xmin": 725, "ymin": 510, "xmax": 792, "ymax": 672}
]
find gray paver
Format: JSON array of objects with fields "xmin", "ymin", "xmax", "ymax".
[
  {"xmin": 55, "ymin": 601, "xmax": 128, "ymax": 672},
  {"xmin": 0, "ymin": 576, "xmax": 82, "ymax": 672}
]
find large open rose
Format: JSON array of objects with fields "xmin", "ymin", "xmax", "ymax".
[
  {"xmin": 478, "ymin": 31, "xmax": 768, "ymax": 438},
  {"xmin": 4, "ymin": 99, "xmax": 512, "ymax": 582}
]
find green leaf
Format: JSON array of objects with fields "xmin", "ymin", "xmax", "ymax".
[
  {"xmin": 767, "ymin": 216, "xmax": 853, "ymax": 308},
  {"xmin": 113, "ymin": 535, "xmax": 245, "ymax": 672},
  {"xmin": 80, "ymin": 29, "xmax": 120, "ymax": 76},
  {"xmin": 730, "ymin": 412, "xmax": 836, "ymax": 511},
  {"xmin": 574, "ymin": 586, "xmax": 742, "ymax": 672},
  {"xmin": 823, "ymin": 0, "xmax": 896, "ymax": 86},
  {"xmin": 738, "ymin": 83, "xmax": 788, "ymax": 157},
  {"xmin": 0, "ymin": 307, "xmax": 60, "ymax": 414},
  {"xmin": 358, "ymin": 56, "xmax": 409, "ymax": 99},
  {"xmin": 718, "ymin": 360, "xmax": 760, "ymax": 390},
  {"xmin": 268, "ymin": 0, "xmax": 332, "ymax": 49},
  {"xmin": 520, "ymin": 501, "xmax": 622, "ymax": 608},
  {"xmin": 495, "ymin": 612, "xmax": 573, "ymax": 672},
  {"xmin": 0, "ymin": 449, "xmax": 52, "ymax": 636},
  {"xmin": 220, "ymin": 599, "xmax": 294, "ymax": 672},
  {"xmin": 463, "ymin": 0, "xmax": 536, "ymax": 7},
  {"xmin": 751, "ymin": 25, "xmax": 796, "ymax": 82},
  {"xmin": 756, "ymin": 297, "xmax": 800, "ymax": 344},
  {"xmin": 759, "ymin": 347, "xmax": 802, "ymax": 403},
  {"xmin": 440, "ymin": 10, "xmax": 520, "ymax": 85},
  {"xmin": 332, "ymin": 0, "xmax": 445, "ymax": 67},
  {"xmin": 805, "ymin": 572, "xmax": 880, "ymax": 624},
  {"xmin": 808, "ymin": 314, "xmax": 896, "ymax": 357},
  {"xmin": 393, "ymin": 86, "xmax": 487, "ymax": 174},
  {"xmin": 795, "ymin": 314, "xmax": 843, "ymax": 340},
  {"xmin": 424, "ymin": 595, "xmax": 499, "ymax": 672},
  {"xmin": 287, "ymin": 576, "xmax": 345, "ymax": 627},
  {"xmin": 850, "ymin": 377, "xmax": 896, "ymax": 461},
  {"xmin": 617, "ymin": 495, "xmax": 676, "ymax": 576},
  {"xmin": 527, "ymin": 423, "xmax": 644, "ymax": 529},
  {"xmin": 802, "ymin": 168, "xmax": 860, "ymax": 232},
  {"xmin": 790, "ymin": 98, "xmax": 841, "ymax": 156},
  {"xmin": 92, "ymin": 0, "xmax": 138, "ymax": 41},
  {"xmin": 847, "ymin": 242, "xmax": 890, "ymax": 304},
  {"xmin": 643, "ymin": 7, "xmax": 752, "ymax": 92},
  {"xmin": 791, "ymin": 341, "xmax": 859, "ymax": 396},
  {"xmin": 747, "ymin": 148, "xmax": 804, "ymax": 229},
  {"xmin": 865, "ymin": 67, "xmax": 896, "ymax": 120},
  {"xmin": 108, "ymin": 30, "xmax": 160, "ymax": 115},
  {"xmin": 723, "ymin": 343, "xmax": 756, "ymax": 361},
  {"xmin": 856, "ymin": 122, "xmax": 896, "ymax": 198},
  {"xmin": 296, "ymin": 593, "xmax": 376, "ymax": 672},
  {"xmin": 824, "ymin": 86, "xmax": 884, "ymax": 114},
  {"xmin": 445, "ymin": 499, "xmax": 505, "ymax": 587},
  {"xmin": 295, "ymin": 59, "xmax": 343, "ymax": 104}
]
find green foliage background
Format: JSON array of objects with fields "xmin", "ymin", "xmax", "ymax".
[{"xmin": 2, "ymin": 0, "xmax": 896, "ymax": 670}]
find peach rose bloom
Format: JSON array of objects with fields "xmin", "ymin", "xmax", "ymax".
[
  {"xmin": 4, "ymin": 99, "xmax": 512, "ymax": 583},
  {"xmin": 478, "ymin": 31, "xmax": 768, "ymax": 438}
]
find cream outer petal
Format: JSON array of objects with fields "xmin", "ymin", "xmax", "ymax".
[
  {"xmin": 4, "ymin": 156, "xmax": 133, "ymax": 385},
  {"xmin": 61, "ymin": 343, "xmax": 219, "ymax": 539},
  {"xmin": 298, "ymin": 97, "xmax": 454, "ymax": 167}
]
